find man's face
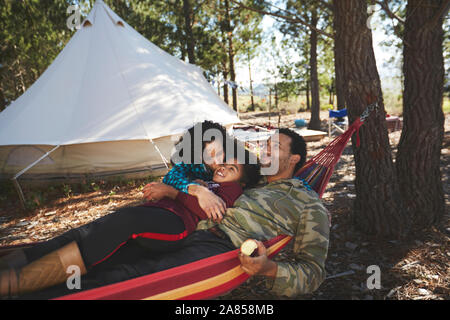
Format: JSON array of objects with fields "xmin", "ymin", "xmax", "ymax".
[{"xmin": 260, "ymin": 133, "xmax": 293, "ymax": 176}]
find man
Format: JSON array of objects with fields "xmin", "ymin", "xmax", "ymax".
[
  {"xmin": 196, "ymin": 128, "xmax": 330, "ymax": 296},
  {"xmin": 19, "ymin": 128, "xmax": 329, "ymax": 299}
]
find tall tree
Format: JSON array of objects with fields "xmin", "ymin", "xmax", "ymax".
[
  {"xmin": 307, "ymin": 5, "xmax": 321, "ymax": 130},
  {"xmin": 333, "ymin": 0, "xmax": 407, "ymax": 237},
  {"xmin": 247, "ymin": 50, "xmax": 256, "ymax": 110},
  {"xmin": 224, "ymin": 0, "xmax": 238, "ymax": 111},
  {"xmin": 395, "ymin": 0, "xmax": 448, "ymax": 228},
  {"xmin": 333, "ymin": 11, "xmax": 346, "ymax": 112},
  {"xmin": 182, "ymin": 0, "xmax": 196, "ymax": 64}
]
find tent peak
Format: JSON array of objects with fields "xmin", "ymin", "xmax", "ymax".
[
  {"xmin": 99, "ymin": 1, "xmax": 126, "ymax": 27},
  {"xmin": 82, "ymin": 0, "xmax": 126, "ymax": 28}
]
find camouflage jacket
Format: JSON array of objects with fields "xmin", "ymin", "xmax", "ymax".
[{"xmin": 196, "ymin": 178, "xmax": 330, "ymax": 297}]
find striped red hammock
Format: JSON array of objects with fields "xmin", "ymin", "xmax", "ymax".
[
  {"xmin": 295, "ymin": 117, "xmax": 365, "ymax": 198},
  {"xmin": 0, "ymin": 111, "xmax": 370, "ymax": 300}
]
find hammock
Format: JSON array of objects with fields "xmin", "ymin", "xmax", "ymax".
[
  {"xmin": 295, "ymin": 117, "xmax": 365, "ymax": 198},
  {"xmin": 0, "ymin": 104, "xmax": 375, "ymax": 300}
]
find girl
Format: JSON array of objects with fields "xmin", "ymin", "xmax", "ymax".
[
  {"xmin": 0, "ymin": 142, "xmax": 260, "ymax": 298},
  {"xmin": 155, "ymin": 120, "xmax": 231, "ymax": 222}
]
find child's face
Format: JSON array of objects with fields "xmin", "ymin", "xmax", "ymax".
[{"xmin": 212, "ymin": 158, "xmax": 244, "ymax": 184}]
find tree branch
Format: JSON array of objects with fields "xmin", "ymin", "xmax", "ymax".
[
  {"xmin": 229, "ymin": 0, "xmax": 334, "ymax": 39},
  {"xmin": 425, "ymin": 0, "xmax": 450, "ymax": 30},
  {"xmin": 375, "ymin": 0, "xmax": 405, "ymax": 24}
]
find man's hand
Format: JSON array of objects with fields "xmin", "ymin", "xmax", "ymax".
[
  {"xmin": 239, "ymin": 240, "xmax": 278, "ymax": 278},
  {"xmin": 143, "ymin": 182, "xmax": 178, "ymax": 201},
  {"xmin": 188, "ymin": 184, "xmax": 226, "ymax": 222}
]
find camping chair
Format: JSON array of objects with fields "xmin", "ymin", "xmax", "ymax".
[
  {"xmin": 0, "ymin": 102, "xmax": 378, "ymax": 300},
  {"xmin": 328, "ymin": 108, "xmax": 348, "ymax": 137}
]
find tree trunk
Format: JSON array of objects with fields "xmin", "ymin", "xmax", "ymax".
[
  {"xmin": 274, "ymin": 83, "xmax": 278, "ymax": 110},
  {"xmin": 333, "ymin": 0, "xmax": 407, "ymax": 238},
  {"xmin": 268, "ymin": 88, "xmax": 272, "ymax": 124},
  {"xmin": 229, "ymin": 38, "xmax": 238, "ymax": 112},
  {"xmin": 308, "ymin": 8, "xmax": 321, "ymax": 130},
  {"xmin": 274, "ymin": 83, "xmax": 282, "ymax": 127},
  {"xmin": 223, "ymin": 70, "xmax": 229, "ymax": 105},
  {"xmin": 224, "ymin": 0, "xmax": 238, "ymax": 111},
  {"xmin": 334, "ymin": 35, "xmax": 346, "ymax": 111},
  {"xmin": 306, "ymin": 80, "xmax": 311, "ymax": 111},
  {"xmin": 248, "ymin": 51, "xmax": 255, "ymax": 110},
  {"xmin": 182, "ymin": 0, "xmax": 196, "ymax": 64},
  {"xmin": 396, "ymin": 0, "xmax": 446, "ymax": 228}
]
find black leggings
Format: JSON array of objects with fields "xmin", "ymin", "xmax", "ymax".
[
  {"xmin": 21, "ymin": 230, "xmax": 236, "ymax": 300},
  {"xmin": 23, "ymin": 206, "xmax": 187, "ymax": 268}
]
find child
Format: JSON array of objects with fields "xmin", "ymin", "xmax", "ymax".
[
  {"xmin": 156, "ymin": 120, "xmax": 230, "ymax": 222},
  {"xmin": 140, "ymin": 152, "xmax": 260, "ymax": 247}
]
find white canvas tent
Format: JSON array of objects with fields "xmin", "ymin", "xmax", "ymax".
[{"xmin": 0, "ymin": 0, "xmax": 239, "ymax": 188}]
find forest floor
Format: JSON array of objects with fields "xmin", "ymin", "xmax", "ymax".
[{"xmin": 0, "ymin": 110, "xmax": 448, "ymax": 300}]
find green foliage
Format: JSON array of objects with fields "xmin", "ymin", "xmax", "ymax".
[
  {"xmin": 62, "ymin": 183, "xmax": 73, "ymax": 198},
  {"xmin": 25, "ymin": 190, "xmax": 47, "ymax": 210},
  {"xmin": 0, "ymin": 0, "xmax": 74, "ymax": 111},
  {"xmin": 2, "ymin": 0, "xmax": 446, "ymax": 121}
]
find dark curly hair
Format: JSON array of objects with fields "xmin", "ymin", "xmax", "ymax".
[{"xmin": 171, "ymin": 120, "xmax": 228, "ymax": 165}]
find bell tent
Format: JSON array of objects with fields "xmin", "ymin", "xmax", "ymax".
[{"xmin": 0, "ymin": 0, "xmax": 239, "ymax": 188}]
